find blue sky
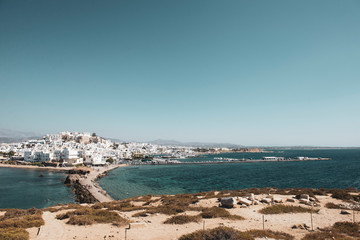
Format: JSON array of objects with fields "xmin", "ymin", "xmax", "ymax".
[{"xmin": 0, "ymin": 0, "xmax": 359, "ymax": 146}]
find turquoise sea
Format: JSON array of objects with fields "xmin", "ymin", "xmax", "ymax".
[
  {"xmin": 99, "ymin": 149, "xmax": 360, "ymax": 200},
  {"xmin": 1, "ymin": 149, "xmax": 359, "ymax": 209},
  {"xmin": 0, "ymin": 168, "xmax": 75, "ymax": 209}
]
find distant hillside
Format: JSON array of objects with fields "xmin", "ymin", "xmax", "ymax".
[
  {"xmin": 0, "ymin": 128, "xmax": 41, "ymax": 143},
  {"xmin": 148, "ymin": 139, "xmax": 244, "ymax": 148}
]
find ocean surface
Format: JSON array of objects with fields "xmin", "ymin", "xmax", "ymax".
[
  {"xmin": 1, "ymin": 149, "xmax": 359, "ymax": 209},
  {"xmin": 99, "ymin": 149, "xmax": 360, "ymax": 200},
  {"xmin": 0, "ymin": 168, "xmax": 75, "ymax": 209}
]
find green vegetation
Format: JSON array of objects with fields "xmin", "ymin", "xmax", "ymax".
[
  {"xmin": 0, "ymin": 228, "xmax": 29, "ymax": 240},
  {"xmin": 200, "ymin": 207, "xmax": 244, "ymax": 220},
  {"xmin": 163, "ymin": 215, "xmax": 202, "ymax": 224},
  {"xmin": 259, "ymin": 204, "xmax": 318, "ymax": 214},
  {"xmin": 302, "ymin": 222, "xmax": 360, "ymax": 240},
  {"xmin": 179, "ymin": 227, "xmax": 294, "ymax": 240},
  {"xmin": 106, "ymin": 157, "xmax": 114, "ymax": 164},
  {"xmin": 56, "ymin": 207, "xmax": 129, "ymax": 226}
]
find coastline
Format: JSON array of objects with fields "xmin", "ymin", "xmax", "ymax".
[
  {"xmin": 0, "ymin": 163, "xmax": 125, "ymax": 204},
  {"xmin": 0, "ymin": 163, "xmax": 73, "ymax": 172}
]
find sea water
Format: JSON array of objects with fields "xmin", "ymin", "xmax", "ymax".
[
  {"xmin": 0, "ymin": 168, "xmax": 75, "ymax": 209},
  {"xmin": 98, "ymin": 149, "xmax": 360, "ymax": 200}
]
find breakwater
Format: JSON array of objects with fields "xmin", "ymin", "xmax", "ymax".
[{"xmin": 65, "ymin": 165, "xmax": 121, "ymax": 203}]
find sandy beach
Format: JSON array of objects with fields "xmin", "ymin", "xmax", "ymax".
[{"xmin": 0, "ymin": 163, "xmax": 73, "ymax": 172}]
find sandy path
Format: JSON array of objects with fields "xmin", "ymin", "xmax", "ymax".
[{"xmin": 36, "ymin": 212, "xmax": 65, "ymax": 240}]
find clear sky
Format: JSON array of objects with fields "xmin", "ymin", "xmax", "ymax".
[{"xmin": 0, "ymin": 0, "xmax": 359, "ymax": 146}]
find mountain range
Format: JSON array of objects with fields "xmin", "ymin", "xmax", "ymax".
[{"xmin": 0, "ymin": 128, "xmax": 41, "ymax": 143}]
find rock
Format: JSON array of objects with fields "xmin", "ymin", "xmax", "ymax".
[
  {"xmin": 286, "ymin": 198, "xmax": 295, "ymax": 203},
  {"xmin": 300, "ymin": 194, "xmax": 310, "ymax": 201},
  {"xmin": 273, "ymin": 197, "xmax": 283, "ymax": 203},
  {"xmin": 238, "ymin": 197, "xmax": 252, "ymax": 206},
  {"xmin": 299, "ymin": 199, "xmax": 310, "ymax": 205},
  {"xmin": 261, "ymin": 198, "xmax": 272, "ymax": 203},
  {"xmin": 247, "ymin": 193, "xmax": 255, "ymax": 201},
  {"xmin": 221, "ymin": 197, "xmax": 237, "ymax": 208},
  {"xmin": 309, "ymin": 197, "xmax": 316, "ymax": 202},
  {"xmin": 340, "ymin": 210, "xmax": 351, "ymax": 215}
]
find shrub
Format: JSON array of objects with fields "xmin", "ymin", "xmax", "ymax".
[
  {"xmin": 246, "ymin": 230, "xmax": 294, "ymax": 240},
  {"xmin": 56, "ymin": 207, "xmax": 129, "ymax": 226},
  {"xmin": 160, "ymin": 194, "xmax": 199, "ymax": 207},
  {"xmin": 301, "ymin": 231, "xmax": 351, "ymax": 240},
  {"xmin": 92, "ymin": 201, "xmax": 144, "ymax": 212},
  {"xmin": 0, "ymin": 208, "xmax": 44, "ymax": 228},
  {"xmin": 3, "ymin": 208, "xmax": 42, "ymax": 218},
  {"xmin": 302, "ymin": 221, "xmax": 360, "ymax": 240},
  {"xmin": 259, "ymin": 204, "xmax": 318, "ymax": 214},
  {"xmin": 200, "ymin": 207, "xmax": 244, "ymax": 220},
  {"xmin": 332, "ymin": 222, "xmax": 360, "ymax": 237},
  {"xmin": 179, "ymin": 227, "xmax": 295, "ymax": 240},
  {"xmin": 43, "ymin": 204, "xmax": 87, "ymax": 213},
  {"xmin": 0, "ymin": 228, "xmax": 29, "ymax": 240},
  {"xmin": 132, "ymin": 211, "xmax": 150, "ymax": 217},
  {"xmin": 325, "ymin": 202, "xmax": 345, "ymax": 209},
  {"xmin": 179, "ymin": 226, "xmax": 252, "ymax": 240},
  {"xmin": 164, "ymin": 215, "xmax": 201, "ymax": 224},
  {"xmin": 329, "ymin": 189, "xmax": 354, "ymax": 201}
]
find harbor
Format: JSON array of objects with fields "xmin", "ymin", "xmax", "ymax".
[{"xmin": 128, "ymin": 156, "xmax": 332, "ymax": 166}]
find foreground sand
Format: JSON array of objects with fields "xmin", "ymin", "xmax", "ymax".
[{"xmin": 9, "ymin": 192, "xmax": 356, "ymax": 240}]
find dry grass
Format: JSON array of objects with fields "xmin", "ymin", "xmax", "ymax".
[
  {"xmin": 200, "ymin": 207, "xmax": 244, "ymax": 220},
  {"xmin": 164, "ymin": 215, "xmax": 202, "ymax": 224},
  {"xmin": 92, "ymin": 201, "xmax": 144, "ymax": 212},
  {"xmin": 324, "ymin": 202, "xmax": 354, "ymax": 210},
  {"xmin": 178, "ymin": 226, "xmax": 294, "ymax": 240},
  {"xmin": 0, "ymin": 227, "xmax": 29, "ymax": 240},
  {"xmin": 178, "ymin": 226, "xmax": 252, "ymax": 240},
  {"xmin": 0, "ymin": 208, "xmax": 44, "ymax": 228},
  {"xmin": 43, "ymin": 204, "xmax": 88, "ymax": 213},
  {"xmin": 131, "ymin": 205, "xmax": 189, "ymax": 217},
  {"xmin": 302, "ymin": 221, "xmax": 360, "ymax": 240},
  {"xmin": 328, "ymin": 189, "xmax": 360, "ymax": 201},
  {"xmin": 259, "ymin": 204, "xmax": 319, "ymax": 214},
  {"xmin": 246, "ymin": 229, "xmax": 294, "ymax": 240},
  {"xmin": 56, "ymin": 207, "xmax": 129, "ymax": 226},
  {"xmin": 160, "ymin": 194, "xmax": 200, "ymax": 207}
]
